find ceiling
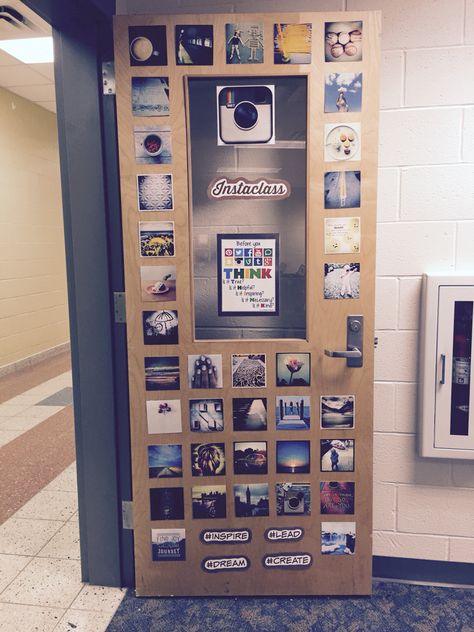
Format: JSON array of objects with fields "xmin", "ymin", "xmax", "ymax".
[{"xmin": 0, "ymin": 1, "xmax": 55, "ymax": 112}]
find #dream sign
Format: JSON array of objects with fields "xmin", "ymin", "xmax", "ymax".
[{"xmin": 217, "ymin": 234, "xmax": 279, "ymax": 316}]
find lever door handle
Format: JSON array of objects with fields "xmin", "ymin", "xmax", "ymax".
[{"xmin": 324, "ymin": 346, "xmax": 362, "ymax": 359}]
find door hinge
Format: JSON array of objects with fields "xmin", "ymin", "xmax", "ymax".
[
  {"xmin": 114, "ymin": 292, "xmax": 126, "ymax": 323},
  {"xmin": 102, "ymin": 61, "xmax": 116, "ymax": 95},
  {"xmin": 122, "ymin": 500, "xmax": 134, "ymax": 530}
]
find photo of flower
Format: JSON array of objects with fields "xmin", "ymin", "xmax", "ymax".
[{"xmin": 276, "ymin": 353, "xmax": 310, "ymax": 387}]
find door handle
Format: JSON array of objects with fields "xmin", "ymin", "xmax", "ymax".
[
  {"xmin": 324, "ymin": 315, "xmax": 364, "ymax": 367},
  {"xmin": 439, "ymin": 353, "xmax": 446, "ymax": 384},
  {"xmin": 325, "ymin": 346, "xmax": 362, "ymax": 359}
]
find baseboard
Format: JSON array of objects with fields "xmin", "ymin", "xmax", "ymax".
[
  {"xmin": 373, "ymin": 556, "xmax": 474, "ymax": 586},
  {"xmin": 0, "ymin": 342, "xmax": 71, "ymax": 377}
]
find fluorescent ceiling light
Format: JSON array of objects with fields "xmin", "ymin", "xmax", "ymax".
[{"xmin": 0, "ymin": 36, "xmax": 53, "ymax": 63}]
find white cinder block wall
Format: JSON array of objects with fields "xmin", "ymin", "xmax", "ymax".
[{"xmin": 117, "ymin": 0, "xmax": 474, "ymax": 564}]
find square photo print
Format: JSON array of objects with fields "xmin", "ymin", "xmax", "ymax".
[
  {"xmin": 320, "ymin": 439, "xmax": 355, "ymax": 472},
  {"xmin": 146, "ymin": 399, "xmax": 182, "ymax": 434},
  {"xmin": 226, "ymin": 22, "xmax": 264, "ymax": 64},
  {"xmin": 276, "ymin": 396, "xmax": 310, "ymax": 430},
  {"xmin": 324, "ymin": 217, "xmax": 360, "ymax": 255},
  {"xmin": 151, "ymin": 528, "xmax": 185, "ymax": 561},
  {"xmin": 320, "ymin": 481, "xmax": 355, "ymax": 515},
  {"xmin": 140, "ymin": 265, "xmax": 176, "ymax": 302},
  {"xmin": 148, "ymin": 444, "xmax": 183, "ymax": 478},
  {"xmin": 142, "ymin": 310, "xmax": 178, "ymax": 345},
  {"xmin": 274, "ymin": 23, "xmax": 312, "ymax": 64},
  {"xmin": 233, "ymin": 441, "xmax": 267, "ymax": 475},
  {"xmin": 276, "ymin": 440, "xmax": 310, "ymax": 474},
  {"xmin": 137, "ymin": 174, "xmax": 173, "ymax": 211},
  {"xmin": 325, "ymin": 73, "xmax": 362, "ymax": 113},
  {"xmin": 321, "ymin": 395, "xmax": 355, "ymax": 429},
  {"xmin": 321, "ymin": 522, "xmax": 356, "ymax": 555},
  {"xmin": 324, "ymin": 123, "xmax": 361, "ymax": 162},
  {"xmin": 134, "ymin": 125, "xmax": 172, "ymax": 165},
  {"xmin": 132, "ymin": 77, "xmax": 169, "ymax": 116},
  {"xmin": 276, "ymin": 482, "xmax": 311, "ymax": 516},
  {"xmin": 234, "ymin": 483, "xmax": 269, "ymax": 517},
  {"xmin": 191, "ymin": 442, "xmax": 226, "ymax": 477},
  {"xmin": 188, "ymin": 355, "xmax": 223, "ymax": 389},
  {"xmin": 324, "ymin": 263, "xmax": 360, "ymax": 299},
  {"xmin": 192, "ymin": 485, "xmax": 226, "ymax": 519},
  {"xmin": 129, "ymin": 25, "xmax": 167, "ymax": 66},
  {"xmin": 325, "ymin": 21, "xmax": 362, "ymax": 62},
  {"xmin": 150, "ymin": 487, "xmax": 184, "ymax": 521},
  {"xmin": 145, "ymin": 356, "xmax": 180, "ymax": 391},
  {"xmin": 176, "ymin": 25, "xmax": 213, "ymax": 65},
  {"xmin": 232, "ymin": 397, "xmax": 267, "ymax": 431},
  {"xmin": 324, "ymin": 171, "xmax": 361, "ymax": 209},
  {"xmin": 139, "ymin": 221, "xmax": 175, "ymax": 258},
  {"xmin": 189, "ymin": 398, "xmax": 224, "ymax": 432},
  {"xmin": 276, "ymin": 353, "xmax": 311, "ymax": 387},
  {"xmin": 232, "ymin": 354, "xmax": 266, "ymax": 388}
]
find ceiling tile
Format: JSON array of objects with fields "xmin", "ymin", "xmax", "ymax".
[
  {"xmin": 0, "ymin": 48, "xmax": 24, "ymax": 67},
  {"xmin": 33, "ymin": 63, "xmax": 54, "ymax": 81},
  {"xmin": 38, "ymin": 101, "xmax": 57, "ymax": 113},
  {"xmin": 8, "ymin": 83, "xmax": 55, "ymax": 102},
  {"xmin": 0, "ymin": 63, "xmax": 52, "ymax": 87}
]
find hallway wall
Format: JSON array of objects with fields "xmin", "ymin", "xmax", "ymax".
[
  {"xmin": 0, "ymin": 87, "xmax": 69, "ymax": 369},
  {"xmin": 116, "ymin": 0, "xmax": 474, "ymax": 564}
]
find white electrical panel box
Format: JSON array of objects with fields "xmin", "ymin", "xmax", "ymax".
[{"xmin": 419, "ymin": 274, "xmax": 474, "ymax": 459}]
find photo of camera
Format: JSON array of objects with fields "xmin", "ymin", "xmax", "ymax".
[
  {"xmin": 283, "ymin": 489, "xmax": 305, "ymax": 514},
  {"xmin": 217, "ymin": 85, "xmax": 275, "ymax": 145}
]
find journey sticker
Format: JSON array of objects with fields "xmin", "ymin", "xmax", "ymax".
[
  {"xmin": 200, "ymin": 528, "xmax": 252, "ymax": 544},
  {"xmin": 217, "ymin": 234, "xmax": 279, "ymax": 315},
  {"xmin": 202, "ymin": 555, "xmax": 250, "ymax": 572},
  {"xmin": 151, "ymin": 528, "xmax": 185, "ymax": 561},
  {"xmin": 262, "ymin": 553, "xmax": 312, "ymax": 570},
  {"xmin": 264, "ymin": 527, "xmax": 304, "ymax": 542},
  {"xmin": 324, "ymin": 217, "xmax": 360, "ymax": 254}
]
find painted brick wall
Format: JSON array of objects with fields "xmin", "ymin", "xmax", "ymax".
[{"xmin": 116, "ymin": 0, "xmax": 474, "ymax": 563}]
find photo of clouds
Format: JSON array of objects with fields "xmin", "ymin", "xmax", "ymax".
[{"xmin": 325, "ymin": 72, "xmax": 362, "ymax": 113}]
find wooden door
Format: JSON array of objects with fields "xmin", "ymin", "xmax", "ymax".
[{"xmin": 114, "ymin": 10, "xmax": 380, "ymax": 596}]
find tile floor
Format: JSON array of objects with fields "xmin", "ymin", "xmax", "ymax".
[{"xmin": 0, "ymin": 361, "xmax": 126, "ymax": 631}]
